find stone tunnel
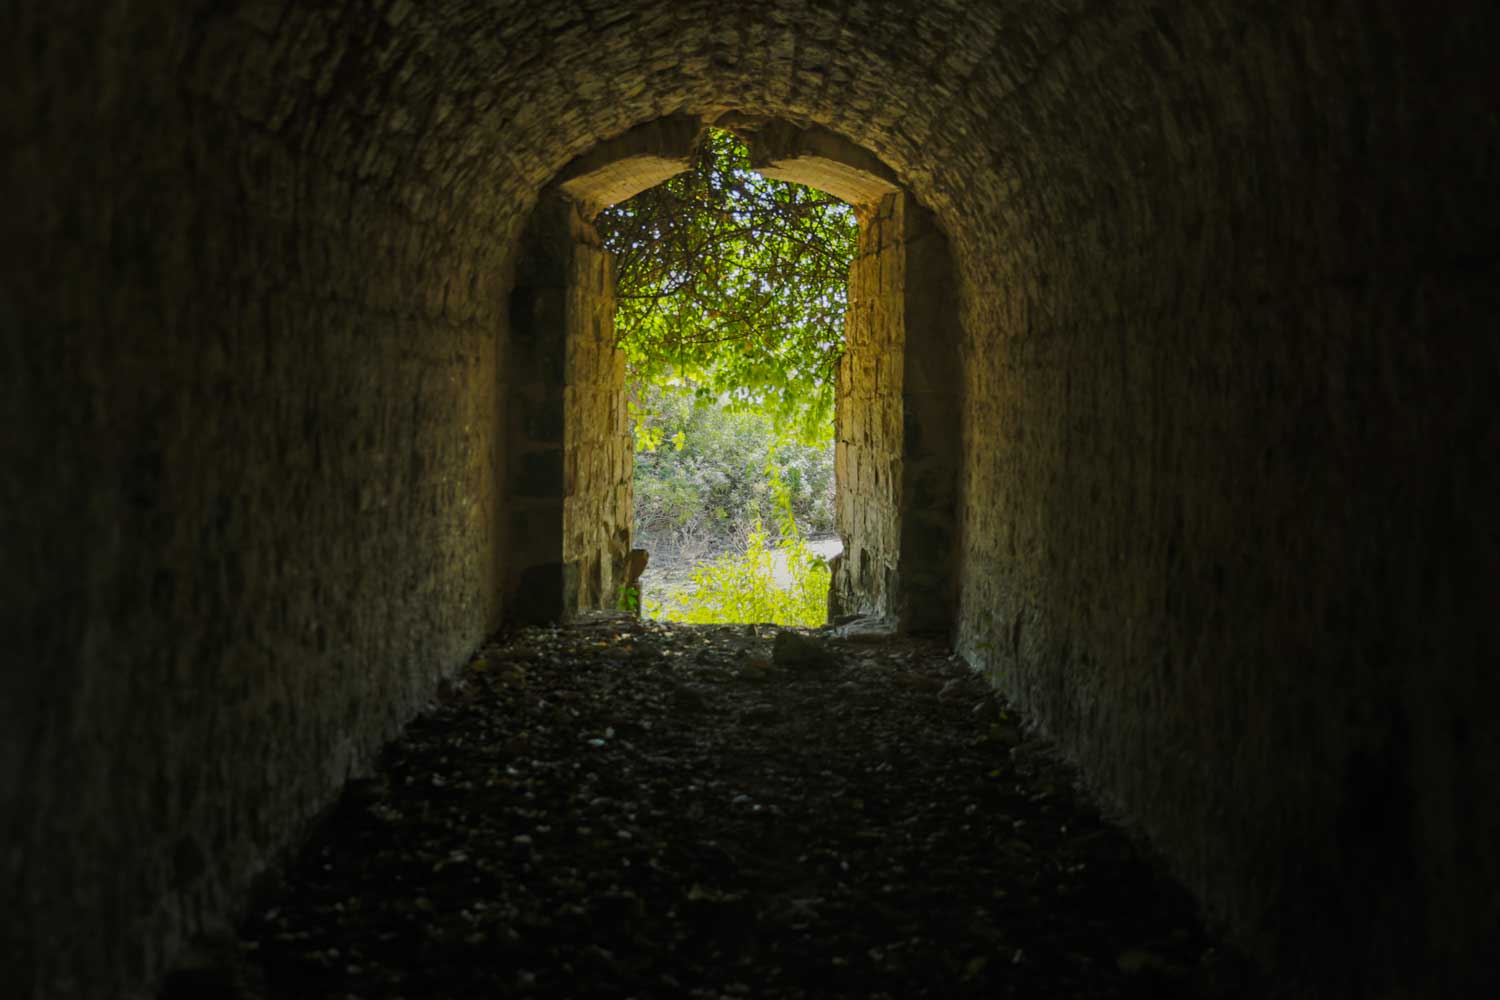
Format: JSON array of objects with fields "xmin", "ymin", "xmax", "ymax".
[{"xmin": 3, "ymin": 2, "xmax": 1497, "ymax": 996}]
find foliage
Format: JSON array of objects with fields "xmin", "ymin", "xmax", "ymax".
[
  {"xmin": 598, "ymin": 128, "xmax": 858, "ymax": 444},
  {"xmin": 614, "ymin": 584, "xmax": 640, "ymax": 614},
  {"xmin": 603, "ymin": 127, "xmax": 848, "ymax": 625},
  {"xmin": 647, "ymin": 509, "xmax": 830, "ymax": 627},
  {"xmin": 631, "ymin": 381, "xmax": 833, "ymax": 556},
  {"xmin": 646, "ymin": 444, "xmax": 829, "ymax": 627}
]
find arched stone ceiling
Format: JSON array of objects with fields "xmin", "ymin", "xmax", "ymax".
[
  {"xmin": 185, "ymin": 0, "xmax": 1399, "ymax": 335},
  {"xmin": 552, "ymin": 112, "xmax": 901, "ymax": 217},
  {"xmin": 206, "ymin": 0, "xmax": 1095, "ymax": 291}
]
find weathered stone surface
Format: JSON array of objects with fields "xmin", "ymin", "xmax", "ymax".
[
  {"xmin": 507, "ymin": 196, "xmax": 572, "ymax": 622},
  {"xmin": 509, "ymin": 194, "xmax": 632, "ymax": 618},
  {"xmin": 555, "ymin": 115, "xmax": 701, "ymax": 220},
  {"xmin": 733, "ymin": 116, "xmax": 902, "ymax": 207},
  {"xmin": 4, "ymin": 2, "xmax": 1497, "ymax": 998},
  {"xmin": 832, "ymin": 192, "xmax": 961, "ymax": 633},
  {"xmin": 949, "ymin": 10, "xmax": 1500, "ymax": 998},
  {"xmin": 833, "ymin": 192, "xmax": 907, "ymax": 621},
  {"xmin": 560, "ymin": 201, "xmax": 632, "ymax": 614},
  {"xmin": 896, "ymin": 203, "xmax": 961, "ymax": 634},
  {"xmin": 832, "ymin": 616, "xmax": 898, "ymax": 643}
]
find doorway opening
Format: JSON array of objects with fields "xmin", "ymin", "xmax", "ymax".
[
  {"xmin": 506, "ymin": 115, "xmax": 961, "ymax": 636},
  {"xmin": 597, "ymin": 128, "xmax": 853, "ymax": 625}
]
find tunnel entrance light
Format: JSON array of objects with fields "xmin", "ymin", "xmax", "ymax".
[
  {"xmin": 594, "ymin": 128, "xmax": 853, "ymax": 625},
  {"xmin": 508, "ymin": 116, "xmax": 959, "ymax": 636}
]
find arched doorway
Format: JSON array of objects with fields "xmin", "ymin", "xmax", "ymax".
[{"xmin": 504, "ymin": 116, "xmax": 961, "ymax": 633}]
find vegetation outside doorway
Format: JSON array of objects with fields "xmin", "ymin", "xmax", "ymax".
[
  {"xmin": 509, "ymin": 116, "xmax": 959, "ymax": 635},
  {"xmin": 597, "ymin": 129, "xmax": 856, "ymax": 625}
]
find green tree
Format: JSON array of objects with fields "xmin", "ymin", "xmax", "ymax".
[
  {"xmin": 646, "ymin": 465, "xmax": 831, "ymax": 628},
  {"xmin": 631, "ymin": 381, "xmax": 834, "ymax": 554},
  {"xmin": 597, "ymin": 128, "xmax": 857, "ymax": 444}
]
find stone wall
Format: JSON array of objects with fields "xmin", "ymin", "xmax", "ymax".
[
  {"xmin": 951, "ymin": 7, "xmax": 1500, "ymax": 995},
  {"xmin": 896, "ymin": 206, "xmax": 962, "ymax": 634},
  {"xmin": 506, "ymin": 196, "xmax": 571, "ymax": 622},
  {"xmin": 561, "ymin": 210, "xmax": 632, "ymax": 614},
  {"xmin": 833, "ymin": 194, "xmax": 905, "ymax": 621},
  {"xmin": 508, "ymin": 194, "xmax": 632, "ymax": 619},
  {"xmin": 3, "ymin": 5, "xmax": 511, "ymax": 996},
  {"xmin": 833, "ymin": 193, "xmax": 960, "ymax": 632}
]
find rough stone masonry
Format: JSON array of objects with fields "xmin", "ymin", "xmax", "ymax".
[{"xmin": 4, "ymin": 2, "xmax": 1497, "ymax": 998}]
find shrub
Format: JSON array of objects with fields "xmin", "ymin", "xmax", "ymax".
[
  {"xmin": 631, "ymin": 381, "xmax": 833, "ymax": 557},
  {"xmin": 646, "ymin": 456, "xmax": 829, "ymax": 626},
  {"xmin": 647, "ymin": 519, "xmax": 829, "ymax": 626}
]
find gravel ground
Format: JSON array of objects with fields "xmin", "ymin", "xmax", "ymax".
[{"xmin": 166, "ymin": 616, "xmax": 1264, "ymax": 999}]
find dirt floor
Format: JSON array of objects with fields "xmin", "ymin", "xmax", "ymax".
[{"xmin": 167, "ymin": 617, "xmax": 1265, "ymax": 999}]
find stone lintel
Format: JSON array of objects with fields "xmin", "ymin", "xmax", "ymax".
[
  {"xmin": 554, "ymin": 114, "xmax": 702, "ymax": 218},
  {"xmin": 723, "ymin": 115, "xmax": 901, "ymax": 209}
]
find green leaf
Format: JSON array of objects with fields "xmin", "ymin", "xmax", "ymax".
[{"xmin": 598, "ymin": 128, "xmax": 855, "ymax": 446}]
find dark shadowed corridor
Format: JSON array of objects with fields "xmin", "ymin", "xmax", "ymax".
[{"xmin": 172, "ymin": 619, "xmax": 1261, "ymax": 999}]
